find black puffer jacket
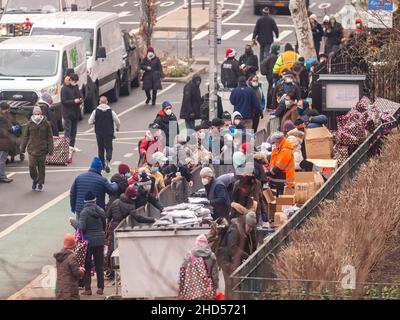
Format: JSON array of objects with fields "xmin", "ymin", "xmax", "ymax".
[
  {"xmin": 238, "ymin": 51, "xmax": 259, "ymax": 79},
  {"xmin": 221, "ymin": 58, "xmax": 241, "ymax": 88},
  {"xmin": 252, "ymin": 15, "xmax": 279, "ymax": 45},
  {"xmin": 140, "ymin": 57, "xmax": 164, "ymax": 91},
  {"xmin": 105, "ymin": 173, "xmax": 129, "ymax": 212},
  {"xmin": 72, "ymin": 201, "xmax": 106, "ymax": 247},
  {"xmin": 60, "ymin": 84, "xmax": 81, "ymax": 120},
  {"xmin": 180, "ymin": 80, "xmax": 202, "ymax": 120},
  {"xmin": 107, "ymin": 194, "xmax": 155, "ymax": 230}
]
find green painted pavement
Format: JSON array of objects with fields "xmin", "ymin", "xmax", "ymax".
[{"xmin": 0, "ymin": 196, "xmax": 74, "ymax": 299}]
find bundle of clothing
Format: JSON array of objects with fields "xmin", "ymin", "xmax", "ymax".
[
  {"xmin": 154, "ymin": 203, "xmax": 212, "ymax": 226},
  {"xmin": 333, "ymin": 96, "xmax": 396, "ymax": 165}
]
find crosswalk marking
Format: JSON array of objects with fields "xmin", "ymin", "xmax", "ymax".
[
  {"xmin": 112, "ymin": 161, "xmax": 122, "ymax": 166},
  {"xmin": 193, "ymin": 30, "xmax": 209, "ymax": 41},
  {"xmin": 221, "ymin": 29, "xmax": 240, "ymax": 40},
  {"xmin": 243, "ymin": 33, "xmax": 253, "ymax": 42},
  {"xmin": 124, "ymin": 153, "xmax": 134, "ymax": 158},
  {"xmin": 276, "ymin": 30, "xmax": 293, "ymax": 42}
]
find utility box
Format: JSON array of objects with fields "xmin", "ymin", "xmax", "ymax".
[{"xmin": 115, "ymin": 221, "xmax": 221, "ymax": 299}]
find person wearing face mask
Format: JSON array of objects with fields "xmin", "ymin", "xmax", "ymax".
[
  {"xmin": 135, "ymin": 171, "xmax": 164, "ymax": 212},
  {"xmin": 271, "ymin": 70, "xmax": 301, "ymax": 109},
  {"xmin": 0, "ymin": 102, "xmax": 14, "ymax": 183},
  {"xmin": 180, "ymin": 74, "xmax": 203, "ymax": 132},
  {"xmin": 231, "ymin": 111, "xmax": 243, "ymax": 129},
  {"xmin": 238, "ymin": 44, "xmax": 259, "ymax": 80},
  {"xmin": 297, "ymin": 99, "xmax": 311, "ymax": 123},
  {"xmin": 222, "ymin": 111, "xmax": 232, "ymax": 127},
  {"xmin": 275, "ymin": 90, "xmax": 299, "ymax": 130},
  {"xmin": 260, "ymin": 44, "xmax": 280, "ymax": 109},
  {"xmin": 145, "ymin": 152, "xmax": 167, "ymax": 192},
  {"xmin": 187, "ymin": 124, "xmax": 212, "ymax": 165},
  {"xmin": 273, "ymin": 43, "xmax": 300, "ymax": 78},
  {"xmin": 324, "ymin": 15, "xmax": 344, "ymax": 55},
  {"xmin": 105, "ymin": 163, "xmax": 131, "ymax": 213},
  {"xmin": 138, "ymin": 123, "xmax": 164, "ymax": 167},
  {"xmin": 140, "ymin": 47, "xmax": 164, "ymax": 106},
  {"xmin": 20, "ymin": 106, "xmax": 54, "ymax": 191},
  {"xmin": 267, "ymin": 132, "xmax": 295, "ymax": 196},
  {"xmin": 61, "ymin": 73, "xmax": 83, "ymax": 154},
  {"xmin": 247, "ymin": 75, "xmax": 266, "ymax": 132},
  {"xmin": 199, "ymin": 167, "xmax": 230, "ymax": 220},
  {"xmin": 154, "ymin": 101, "xmax": 178, "ymax": 147},
  {"xmin": 221, "ymin": 49, "xmax": 241, "ymax": 89},
  {"xmin": 309, "ymin": 14, "xmax": 323, "ymax": 58}
]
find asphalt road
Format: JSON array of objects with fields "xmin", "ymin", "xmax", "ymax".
[{"xmin": 0, "ymin": 0, "xmax": 347, "ymax": 298}]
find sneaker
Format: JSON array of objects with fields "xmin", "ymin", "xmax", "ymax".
[
  {"xmin": 151, "ymin": 101, "xmax": 156, "ymax": 106},
  {"xmin": 105, "ymin": 162, "xmax": 110, "ymax": 174},
  {"xmin": 145, "ymin": 98, "xmax": 150, "ymax": 105},
  {"xmin": 73, "ymin": 147, "xmax": 81, "ymax": 152},
  {"xmin": 37, "ymin": 184, "xmax": 43, "ymax": 191},
  {"xmin": 0, "ymin": 178, "xmax": 13, "ymax": 183},
  {"xmin": 96, "ymin": 289, "xmax": 104, "ymax": 295},
  {"xmin": 81, "ymin": 290, "xmax": 92, "ymax": 296},
  {"xmin": 32, "ymin": 182, "xmax": 37, "ymax": 190}
]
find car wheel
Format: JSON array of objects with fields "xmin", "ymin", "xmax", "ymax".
[
  {"xmin": 120, "ymin": 70, "xmax": 132, "ymax": 96},
  {"xmin": 131, "ymin": 74, "xmax": 140, "ymax": 88},
  {"xmin": 108, "ymin": 76, "xmax": 120, "ymax": 103}
]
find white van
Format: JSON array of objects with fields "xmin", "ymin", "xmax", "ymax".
[
  {"xmin": 0, "ymin": 0, "xmax": 92, "ymax": 40},
  {"xmin": 0, "ymin": 36, "xmax": 87, "ymax": 124},
  {"xmin": 31, "ymin": 11, "xmax": 126, "ymax": 111}
]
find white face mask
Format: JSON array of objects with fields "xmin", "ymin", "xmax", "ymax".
[
  {"xmin": 251, "ymin": 82, "xmax": 259, "ymax": 88},
  {"xmin": 165, "ymin": 109, "xmax": 172, "ymax": 116},
  {"xmin": 234, "ymin": 119, "xmax": 241, "ymax": 125},
  {"xmin": 32, "ymin": 115, "xmax": 42, "ymax": 122},
  {"xmin": 199, "ymin": 132, "xmax": 206, "ymax": 139},
  {"xmin": 147, "ymin": 52, "xmax": 155, "ymax": 59},
  {"xmin": 285, "ymin": 100, "xmax": 291, "ymax": 108},
  {"xmin": 202, "ymin": 178, "xmax": 210, "ymax": 185}
]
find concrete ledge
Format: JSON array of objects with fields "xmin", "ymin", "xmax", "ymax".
[{"xmin": 163, "ymin": 65, "xmax": 208, "ymax": 83}]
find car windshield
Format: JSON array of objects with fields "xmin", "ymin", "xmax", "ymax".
[
  {"xmin": 0, "ymin": 50, "xmax": 59, "ymax": 77},
  {"xmin": 5, "ymin": 0, "xmax": 60, "ymax": 14},
  {"xmin": 31, "ymin": 28, "xmax": 94, "ymax": 56}
]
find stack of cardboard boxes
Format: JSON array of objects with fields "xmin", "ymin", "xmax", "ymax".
[{"xmin": 263, "ymin": 189, "xmax": 296, "ymax": 227}]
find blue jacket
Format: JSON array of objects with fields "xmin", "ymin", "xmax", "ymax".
[
  {"xmin": 307, "ymin": 115, "xmax": 328, "ymax": 129},
  {"xmin": 230, "ymin": 86, "xmax": 261, "ymax": 120},
  {"xmin": 70, "ymin": 168, "xmax": 118, "ymax": 214}
]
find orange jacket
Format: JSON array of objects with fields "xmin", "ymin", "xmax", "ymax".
[{"xmin": 269, "ymin": 138, "xmax": 295, "ymax": 188}]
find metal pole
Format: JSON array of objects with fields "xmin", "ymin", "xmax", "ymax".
[
  {"xmin": 209, "ymin": 0, "xmax": 218, "ymax": 120},
  {"xmin": 188, "ymin": 0, "xmax": 193, "ymax": 58},
  {"xmin": 202, "ymin": 0, "xmax": 205, "ymax": 10}
]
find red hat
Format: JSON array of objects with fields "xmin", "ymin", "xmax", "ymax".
[
  {"xmin": 147, "ymin": 47, "xmax": 154, "ymax": 53},
  {"xmin": 355, "ymin": 18, "xmax": 362, "ymax": 24},
  {"xmin": 63, "ymin": 234, "xmax": 76, "ymax": 249},
  {"xmin": 215, "ymin": 292, "xmax": 225, "ymax": 300},
  {"xmin": 226, "ymin": 48, "xmax": 236, "ymax": 58},
  {"xmin": 125, "ymin": 185, "xmax": 138, "ymax": 199},
  {"xmin": 241, "ymin": 142, "xmax": 252, "ymax": 153},
  {"xmin": 118, "ymin": 163, "xmax": 130, "ymax": 175}
]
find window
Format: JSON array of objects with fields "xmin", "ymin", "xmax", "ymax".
[{"xmin": 5, "ymin": 0, "xmax": 61, "ymax": 13}]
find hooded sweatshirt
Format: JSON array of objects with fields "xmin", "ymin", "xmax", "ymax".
[{"xmin": 88, "ymin": 104, "xmax": 120, "ymax": 136}]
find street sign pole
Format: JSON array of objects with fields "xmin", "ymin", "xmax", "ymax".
[
  {"xmin": 188, "ymin": 0, "xmax": 193, "ymax": 58},
  {"xmin": 209, "ymin": 0, "xmax": 218, "ymax": 120}
]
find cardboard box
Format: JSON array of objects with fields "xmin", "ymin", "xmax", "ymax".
[
  {"xmin": 263, "ymin": 189, "xmax": 276, "ymax": 204},
  {"xmin": 276, "ymin": 195, "xmax": 296, "ymax": 206},
  {"xmin": 305, "ymin": 127, "xmax": 333, "ymax": 159},
  {"xmin": 274, "ymin": 212, "xmax": 288, "ymax": 226},
  {"xmin": 294, "ymin": 172, "xmax": 324, "ymax": 204},
  {"xmin": 284, "ymin": 187, "xmax": 295, "ymax": 195},
  {"xmin": 307, "ymin": 158, "xmax": 338, "ymax": 172},
  {"xmin": 267, "ymin": 202, "xmax": 276, "ymax": 221}
]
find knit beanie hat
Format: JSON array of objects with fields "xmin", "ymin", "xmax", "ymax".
[
  {"xmin": 283, "ymin": 120, "xmax": 296, "ymax": 133},
  {"xmin": 90, "ymin": 157, "xmax": 103, "ymax": 171},
  {"xmin": 200, "ymin": 166, "xmax": 214, "ymax": 178},
  {"xmin": 270, "ymin": 132, "xmax": 284, "ymax": 143},
  {"xmin": 125, "ymin": 185, "xmax": 138, "ymax": 199},
  {"xmin": 118, "ymin": 163, "xmax": 130, "ymax": 175},
  {"xmin": 84, "ymin": 191, "xmax": 96, "ymax": 202},
  {"xmin": 161, "ymin": 101, "xmax": 172, "ymax": 109},
  {"xmin": 63, "ymin": 233, "xmax": 76, "ymax": 249},
  {"xmin": 32, "ymin": 106, "xmax": 42, "ymax": 114},
  {"xmin": 147, "ymin": 47, "xmax": 154, "ymax": 53},
  {"xmin": 222, "ymin": 111, "xmax": 231, "ymax": 120},
  {"xmin": 138, "ymin": 171, "xmax": 152, "ymax": 185},
  {"xmin": 226, "ymin": 48, "xmax": 236, "ymax": 58},
  {"xmin": 195, "ymin": 234, "xmax": 208, "ymax": 246},
  {"xmin": 245, "ymin": 211, "xmax": 257, "ymax": 227}
]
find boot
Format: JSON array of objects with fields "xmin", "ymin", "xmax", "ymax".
[
  {"xmin": 96, "ymin": 288, "xmax": 104, "ymax": 295},
  {"xmin": 81, "ymin": 289, "xmax": 92, "ymax": 296}
]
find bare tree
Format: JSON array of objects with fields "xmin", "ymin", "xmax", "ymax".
[
  {"xmin": 139, "ymin": 0, "xmax": 158, "ymax": 50},
  {"xmin": 289, "ymin": 0, "xmax": 316, "ymax": 59}
]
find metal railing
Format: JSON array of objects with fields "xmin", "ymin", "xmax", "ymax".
[{"xmin": 231, "ymin": 119, "xmax": 399, "ymax": 299}]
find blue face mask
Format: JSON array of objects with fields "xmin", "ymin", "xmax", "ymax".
[
  {"xmin": 151, "ymin": 167, "xmax": 159, "ymax": 173},
  {"xmin": 125, "ymin": 173, "xmax": 132, "ymax": 179}
]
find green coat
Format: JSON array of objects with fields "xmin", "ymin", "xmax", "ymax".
[{"xmin": 21, "ymin": 118, "xmax": 54, "ymax": 157}]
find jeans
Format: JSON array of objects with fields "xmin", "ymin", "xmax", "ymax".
[
  {"xmin": 0, "ymin": 151, "xmax": 8, "ymax": 179},
  {"xmin": 63, "ymin": 117, "xmax": 78, "ymax": 147},
  {"xmin": 84, "ymin": 245, "xmax": 104, "ymax": 290},
  {"xmin": 28, "ymin": 154, "xmax": 46, "ymax": 185},
  {"xmin": 96, "ymin": 134, "xmax": 113, "ymax": 167},
  {"xmin": 145, "ymin": 89, "xmax": 158, "ymax": 103},
  {"xmin": 260, "ymin": 43, "xmax": 272, "ymax": 64}
]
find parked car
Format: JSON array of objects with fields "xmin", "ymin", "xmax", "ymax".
[
  {"xmin": 30, "ymin": 11, "xmax": 126, "ymax": 112},
  {"xmin": 253, "ymin": 0, "xmax": 308, "ymax": 15},
  {"xmin": 0, "ymin": 36, "xmax": 87, "ymax": 130},
  {"xmin": 0, "ymin": 0, "xmax": 92, "ymax": 40},
  {"xmin": 120, "ymin": 30, "xmax": 141, "ymax": 96}
]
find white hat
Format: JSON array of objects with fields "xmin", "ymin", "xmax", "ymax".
[
  {"xmin": 323, "ymin": 15, "xmax": 330, "ymax": 22},
  {"xmin": 233, "ymin": 151, "xmax": 246, "ymax": 168},
  {"xmin": 309, "ymin": 14, "xmax": 317, "ymax": 21},
  {"xmin": 270, "ymin": 132, "xmax": 284, "ymax": 143},
  {"xmin": 152, "ymin": 151, "xmax": 168, "ymax": 163},
  {"xmin": 200, "ymin": 166, "xmax": 214, "ymax": 178}
]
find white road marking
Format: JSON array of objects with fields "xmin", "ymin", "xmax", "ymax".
[
  {"xmin": 309, "ymin": 2, "xmax": 316, "ymax": 9},
  {"xmin": 124, "ymin": 153, "xmax": 134, "ymax": 158},
  {"xmin": 318, "ymin": 3, "xmax": 331, "ymax": 10},
  {"xmin": 77, "ymin": 130, "xmax": 146, "ymax": 136},
  {"xmin": 84, "ymin": 83, "xmax": 176, "ymax": 134},
  {"xmin": 222, "ymin": 29, "xmax": 240, "ymax": 40},
  {"xmin": 0, "ymin": 190, "xmax": 70, "ymax": 240},
  {"xmin": 0, "ymin": 213, "xmax": 29, "ymax": 217},
  {"xmin": 160, "ymin": 1, "xmax": 176, "ymax": 7},
  {"xmin": 120, "ymin": 22, "xmax": 140, "ymax": 25},
  {"xmin": 113, "ymin": 1, "xmax": 128, "ymax": 7},
  {"xmin": 92, "ymin": 0, "xmax": 111, "ymax": 9},
  {"xmin": 119, "ymin": 11, "xmax": 133, "ymax": 17},
  {"xmin": 112, "ymin": 161, "xmax": 122, "ymax": 166},
  {"xmin": 243, "ymin": 33, "xmax": 253, "ymax": 42},
  {"xmin": 222, "ymin": 0, "xmax": 245, "ymax": 23},
  {"xmin": 115, "ymin": 137, "xmax": 141, "ymax": 141},
  {"xmin": 276, "ymin": 30, "xmax": 293, "ymax": 42},
  {"xmin": 193, "ymin": 30, "xmax": 209, "ymax": 41},
  {"xmin": 11, "ymin": 169, "xmax": 88, "ymax": 175},
  {"xmin": 6, "ymin": 172, "xmax": 16, "ymax": 178}
]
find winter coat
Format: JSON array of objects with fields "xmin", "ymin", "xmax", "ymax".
[
  {"xmin": 325, "ymin": 22, "xmax": 344, "ymax": 48},
  {"xmin": 260, "ymin": 52, "xmax": 278, "ymax": 82},
  {"xmin": 60, "ymin": 84, "xmax": 82, "ymax": 120},
  {"xmin": 70, "ymin": 168, "xmax": 118, "ymax": 215},
  {"xmin": 311, "ymin": 22, "xmax": 324, "ymax": 45},
  {"xmin": 88, "ymin": 104, "xmax": 120, "ymax": 137},
  {"xmin": 200, "ymin": 93, "xmax": 223, "ymax": 121},
  {"xmin": 105, "ymin": 173, "xmax": 129, "ymax": 212},
  {"xmin": 20, "ymin": 118, "xmax": 54, "ymax": 157},
  {"xmin": 135, "ymin": 188, "xmax": 163, "ymax": 212},
  {"xmin": 251, "ymin": 85, "xmax": 266, "ymax": 114},
  {"xmin": 204, "ymin": 178, "xmax": 231, "ymax": 220},
  {"xmin": 38, "ymin": 103, "xmax": 59, "ymax": 136},
  {"xmin": 180, "ymin": 80, "xmax": 202, "ymax": 120},
  {"xmin": 71, "ymin": 202, "xmax": 106, "ymax": 247},
  {"xmin": 230, "ymin": 86, "xmax": 262, "ymax": 120},
  {"xmin": 154, "ymin": 109, "xmax": 178, "ymax": 145},
  {"xmin": 307, "ymin": 115, "xmax": 328, "ymax": 128},
  {"xmin": 218, "ymin": 217, "xmax": 257, "ymax": 273},
  {"xmin": 238, "ymin": 52, "xmax": 259, "ymax": 79},
  {"xmin": 54, "ymin": 249, "xmax": 84, "ymax": 300},
  {"xmin": 271, "ymin": 80, "xmax": 302, "ymax": 109},
  {"xmin": 252, "ymin": 15, "xmax": 279, "ymax": 45},
  {"xmin": 107, "ymin": 194, "xmax": 155, "ymax": 230},
  {"xmin": 280, "ymin": 105, "xmax": 299, "ymax": 130},
  {"xmin": 287, "ymin": 128, "xmax": 305, "ymax": 170},
  {"xmin": 232, "ymin": 176, "xmax": 266, "ymax": 218},
  {"xmin": 140, "ymin": 56, "xmax": 164, "ymax": 91},
  {"xmin": 182, "ymin": 244, "xmax": 219, "ymax": 289},
  {"xmin": 138, "ymin": 131, "xmax": 164, "ymax": 165},
  {"xmin": 0, "ymin": 112, "xmax": 13, "ymax": 152},
  {"xmin": 273, "ymin": 50, "xmax": 300, "ymax": 76},
  {"xmin": 221, "ymin": 58, "xmax": 241, "ymax": 88}
]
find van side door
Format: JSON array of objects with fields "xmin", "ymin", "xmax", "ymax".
[{"xmin": 94, "ymin": 27, "xmax": 109, "ymax": 95}]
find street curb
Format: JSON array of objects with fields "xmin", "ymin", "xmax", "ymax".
[
  {"xmin": 7, "ymin": 273, "xmax": 47, "ymax": 300},
  {"xmin": 163, "ymin": 65, "xmax": 208, "ymax": 83}
]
